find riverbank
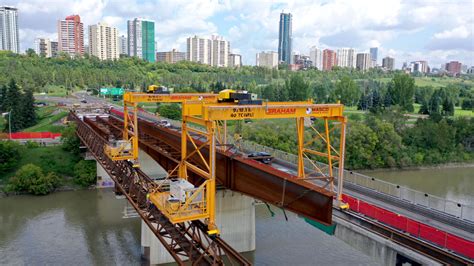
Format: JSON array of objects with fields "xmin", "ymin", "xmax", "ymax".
[{"xmin": 358, "ymin": 161, "xmax": 474, "ymax": 172}]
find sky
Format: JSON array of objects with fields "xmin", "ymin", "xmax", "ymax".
[{"xmin": 5, "ymin": 0, "xmax": 474, "ymax": 68}]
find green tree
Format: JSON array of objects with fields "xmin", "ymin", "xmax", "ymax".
[
  {"xmin": 346, "ymin": 123, "xmax": 378, "ymax": 169},
  {"xmin": 73, "ymin": 160, "xmax": 96, "ymax": 187},
  {"xmin": 388, "ymin": 73, "xmax": 415, "ymax": 112},
  {"xmin": 7, "ymin": 164, "xmax": 61, "ymax": 195},
  {"xmin": 61, "ymin": 124, "xmax": 81, "ymax": 155},
  {"xmin": 158, "ymin": 103, "xmax": 181, "ymax": 120},
  {"xmin": 0, "ymin": 84, "xmax": 7, "ymax": 112},
  {"xmin": 4, "ymin": 79, "xmax": 24, "ymax": 132},
  {"xmin": 0, "ymin": 140, "xmax": 21, "ymax": 173},
  {"xmin": 333, "ymin": 76, "xmax": 360, "ymax": 106},
  {"xmin": 285, "ymin": 74, "xmax": 310, "ymax": 101},
  {"xmin": 21, "ymin": 88, "xmax": 37, "ymax": 128}
]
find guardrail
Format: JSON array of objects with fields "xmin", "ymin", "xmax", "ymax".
[
  {"xmin": 231, "ymin": 138, "xmax": 474, "ymax": 222},
  {"xmin": 131, "ymin": 108, "xmax": 474, "ymax": 222}
]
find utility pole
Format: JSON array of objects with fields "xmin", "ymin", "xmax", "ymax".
[{"xmin": 9, "ymin": 109, "xmax": 12, "ymax": 139}]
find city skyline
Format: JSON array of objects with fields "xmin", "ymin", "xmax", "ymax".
[{"xmin": 1, "ymin": 0, "xmax": 472, "ymax": 67}]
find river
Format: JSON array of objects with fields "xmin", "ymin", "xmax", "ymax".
[
  {"xmin": 361, "ymin": 165, "xmax": 474, "ymax": 205},
  {"xmin": 0, "ymin": 189, "xmax": 378, "ymax": 265}
]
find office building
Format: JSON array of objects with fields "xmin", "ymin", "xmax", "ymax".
[
  {"xmin": 0, "ymin": 6, "xmax": 19, "ymax": 53},
  {"xmin": 336, "ymin": 48, "xmax": 356, "ymax": 68},
  {"xmin": 118, "ymin": 35, "xmax": 127, "ymax": 55},
  {"xmin": 322, "ymin": 49, "xmax": 337, "ymax": 71},
  {"xmin": 356, "ymin": 53, "xmax": 371, "ymax": 71},
  {"xmin": 410, "ymin": 61, "xmax": 428, "ymax": 73},
  {"xmin": 370, "ymin": 47, "xmax": 378, "ymax": 66},
  {"xmin": 309, "ymin": 46, "xmax": 323, "ymax": 70},
  {"xmin": 228, "ymin": 53, "xmax": 242, "ymax": 68},
  {"xmin": 256, "ymin": 51, "xmax": 279, "ymax": 68},
  {"xmin": 58, "ymin": 15, "xmax": 84, "ymax": 57},
  {"xmin": 156, "ymin": 49, "xmax": 186, "ymax": 63},
  {"xmin": 88, "ymin": 22, "xmax": 119, "ymax": 60},
  {"xmin": 127, "ymin": 18, "xmax": 155, "ymax": 62},
  {"xmin": 278, "ymin": 12, "xmax": 292, "ymax": 64},
  {"xmin": 382, "ymin": 56, "xmax": 395, "ymax": 70},
  {"xmin": 445, "ymin": 61, "xmax": 462, "ymax": 75},
  {"xmin": 186, "ymin": 35, "xmax": 230, "ymax": 67},
  {"xmin": 34, "ymin": 38, "xmax": 53, "ymax": 57}
]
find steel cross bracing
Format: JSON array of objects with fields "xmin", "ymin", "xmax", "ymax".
[
  {"xmin": 103, "ymin": 111, "xmax": 334, "ymax": 225},
  {"xmin": 69, "ymin": 112, "xmax": 251, "ymax": 266}
]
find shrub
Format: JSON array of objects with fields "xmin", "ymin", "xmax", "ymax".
[
  {"xmin": 73, "ymin": 160, "xmax": 96, "ymax": 187},
  {"xmin": 0, "ymin": 140, "xmax": 22, "ymax": 173},
  {"xmin": 7, "ymin": 163, "xmax": 61, "ymax": 195}
]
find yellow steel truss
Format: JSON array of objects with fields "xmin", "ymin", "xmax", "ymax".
[{"xmin": 105, "ymin": 91, "xmax": 348, "ymax": 236}]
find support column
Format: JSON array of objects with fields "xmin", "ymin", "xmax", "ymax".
[{"xmin": 141, "ymin": 190, "xmax": 256, "ymax": 265}]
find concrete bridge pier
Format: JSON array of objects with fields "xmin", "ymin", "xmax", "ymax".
[
  {"xmin": 333, "ymin": 215, "xmax": 442, "ymax": 266},
  {"xmin": 141, "ymin": 190, "xmax": 256, "ymax": 265},
  {"xmin": 131, "ymin": 148, "xmax": 255, "ymax": 264}
]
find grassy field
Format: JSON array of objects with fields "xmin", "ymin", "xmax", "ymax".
[
  {"xmin": 0, "ymin": 145, "xmax": 80, "ymax": 182},
  {"xmin": 34, "ymin": 85, "xmax": 78, "ymax": 97},
  {"xmin": 376, "ymin": 77, "xmax": 474, "ymax": 88},
  {"xmin": 24, "ymin": 106, "xmax": 68, "ymax": 133}
]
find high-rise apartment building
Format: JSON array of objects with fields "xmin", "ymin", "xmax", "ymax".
[
  {"xmin": 336, "ymin": 48, "xmax": 356, "ymax": 68},
  {"xmin": 50, "ymin": 41, "xmax": 58, "ymax": 57},
  {"xmin": 256, "ymin": 51, "xmax": 279, "ymax": 68},
  {"xmin": 88, "ymin": 22, "xmax": 119, "ymax": 60},
  {"xmin": 156, "ymin": 49, "xmax": 186, "ymax": 63},
  {"xmin": 34, "ymin": 38, "xmax": 53, "ymax": 57},
  {"xmin": 127, "ymin": 18, "xmax": 155, "ymax": 62},
  {"xmin": 278, "ymin": 12, "xmax": 292, "ymax": 64},
  {"xmin": 309, "ymin": 47, "xmax": 323, "ymax": 70},
  {"xmin": 187, "ymin": 35, "xmax": 211, "ymax": 65},
  {"xmin": 370, "ymin": 47, "xmax": 378, "ymax": 66},
  {"xmin": 322, "ymin": 49, "xmax": 337, "ymax": 71},
  {"xmin": 0, "ymin": 6, "xmax": 19, "ymax": 53},
  {"xmin": 186, "ymin": 35, "xmax": 230, "ymax": 67},
  {"xmin": 356, "ymin": 53, "xmax": 371, "ymax": 71},
  {"xmin": 445, "ymin": 61, "xmax": 462, "ymax": 75},
  {"xmin": 118, "ymin": 35, "xmax": 127, "ymax": 56},
  {"xmin": 382, "ymin": 56, "xmax": 395, "ymax": 70},
  {"xmin": 58, "ymin": 15, "xmax": 84, "ymax": 57},
  {"xmin": 228, "ymin": 53, "xmax": 242, "ymax": 68},
  {"xmin": 211, "ymin": 35, "xmax": 229, "ymax": 67}
]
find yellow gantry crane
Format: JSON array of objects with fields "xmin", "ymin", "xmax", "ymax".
[{"xmin": 105, "ymin": 90, "xmax": 348, "ymax": 236}]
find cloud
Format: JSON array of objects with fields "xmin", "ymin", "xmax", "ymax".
[{"xmin": 2, "ymin": 0, "xmax": 473, "ymax": 66}]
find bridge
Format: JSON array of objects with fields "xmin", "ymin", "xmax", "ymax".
[{"xmin": 69, "ymin": 106, "xmax": 474, "ymax": 266}]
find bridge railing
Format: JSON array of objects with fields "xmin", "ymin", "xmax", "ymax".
[
  {"xmin": 136, "ymin": 110, "xmax": 474, "ymax": 222},
  {"xmin": 232, "ymin": 138, "xmax": 474, "ymax": 222}
]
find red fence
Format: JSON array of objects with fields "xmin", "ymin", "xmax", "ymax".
[
  {"xmin": 7, "ymin": 132, "xmax": 61, "ymax": 139},
  {"xmin": 342, "ymin": 194, "xmax": 474, "ymax": 259}
]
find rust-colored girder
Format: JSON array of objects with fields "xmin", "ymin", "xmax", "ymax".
[{"xmin": 108, "ymin": 115, "xmax": 334, "ymax": 225}]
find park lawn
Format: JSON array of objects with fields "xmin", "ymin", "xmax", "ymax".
[
  {"xmin": 34, "ymin": 84, "xmax": 77, "ymax": 97},
  {"xmin": 454, "ymin": 107, "xmax": 474, "ymax": 117},
  {"xmin": 24, "ymin": 106, "xmax": 68, "ymax": 133},
  {"xmin": 0, "ymin": 145, "xmax": 80, "ymax": 182}
]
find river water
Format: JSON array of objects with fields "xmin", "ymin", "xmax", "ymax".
[
  {"xmin": 0, "ymin": 189, "xmax": 378, "ymax": 265},
  {"xmin": 2, "ymin": 166, "xmax": 470, "ymax": 265},
  {"xmin": 361, "ymin": 166, "xmax": 474, "ymax": 205}
]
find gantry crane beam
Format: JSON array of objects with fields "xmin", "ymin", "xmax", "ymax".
[
  {"xmin": 105, "ymin": 92, "xmax": 219, "ymax": 166},
  {"xmin": 173, "ymin": 100, "xmax": 347, "ymax": 235}
]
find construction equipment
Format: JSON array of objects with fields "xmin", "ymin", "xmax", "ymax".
[
  {"xmin": 104, "ymin": 91, "xmax": 219, "ymax": 166},
  {"xmin": 147, "ymin": 84, "xmax": 172, "ymax": 94},
  {"xmin": 217, "ymin": 89, "xmax": 262, "ymax": 105},
  {"xmin": 105, "ymin": 90, "xmax": 348, "ymax": 236}
]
